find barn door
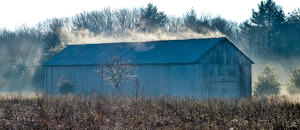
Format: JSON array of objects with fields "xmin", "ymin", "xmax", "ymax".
[{"xmin": 210, "ymin": 82, "xmax": 238, "ymax": 98}]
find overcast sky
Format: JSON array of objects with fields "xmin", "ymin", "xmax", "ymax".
[{"xmin": 1, "ymin": 0, "xmax": 299, "ymax": 30}]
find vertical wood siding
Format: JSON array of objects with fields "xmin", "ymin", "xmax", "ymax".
[{"xmin": 198, "ymin": 40, "xmax": 252, "ymax": 97}]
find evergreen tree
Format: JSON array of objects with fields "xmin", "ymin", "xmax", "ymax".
[
  {"xmin": 184, "ymin": 8, "xmax": 198, "ymax": 28},
  {"xmin": 254, "ymin": 63, "xmax": 281, "ymax": 95},
  {"xmin": 284, "ymin": 8, "xmax": 300, "ymax": 59},
  {"xmin": 139, "ymin": 3, "xmax": 167, "ymax": 32},
  {"xmin": 287, "ymin": 66, "xmax": 300, "ymax": 94},
  {"xmin": 240, "ymin": 0, "xmax": 286, "ymax": 59}
]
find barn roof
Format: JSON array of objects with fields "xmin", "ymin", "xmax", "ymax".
[{"xmin": 44, "ymin": 37, "xmax": 254, "ymax": 66}]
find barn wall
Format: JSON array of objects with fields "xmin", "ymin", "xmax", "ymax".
[
  {"xmin": 44, "ymin": 41, "xmax": 253, "ymax": 98},
  {"xmin": 45, "ymin": 65, "xmax": 207, "ymax": 97},
  {"xmin": 240, "ymin": 64, "xmax": 252, "ymax": 97},
  {"xmin": 197, "ymin": 40, "xmax": 252, "ymax": 97},
  {"xmin": 44, "ymin": 66, "xmax": 106, "ymax": 94},
  {"xmin": 44, "ymin": 64, "xmax": 250, "ymax": 98},
  {"xmin": 129, "ymin": 64, "xmax": 203, "ymax": 97},
  {"xmin": 200, "ymin": 64, "xmax": 241, "ymax": 98},
  {"xmin": 45, "ymin": 67, "xmax": 53, "ymax": 93}
]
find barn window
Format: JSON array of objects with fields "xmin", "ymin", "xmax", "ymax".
[
  {"xmin": 202, "ymin": 65, "xmax": 215, "ymax": 76},
  {"xmin": 233, "ymin": 52, "xmax": 239, "ymax": 64},
  {"xmin": 228, "ymin": 65, "xmax": 236, "ymax": 76},
  {"xmin": 210, "ymin": 52, "xmax": 215, "ymax": 64},
  {"xmin": 217, "ymin": 65, "xmax": 226, "ymax": 76},
  {"xmin": 217, "ymin": 51, "xmax": 226, "ymax": 64},
  {"xmin": 210, "ymin": 65, "xmax": 215, "ymax": 76},
  {"xmin": 202, "ymin": 65, "xmax": 209, "ymax": 76},
  {"xmin": 211, "ymin": 51, "xmax": 219, "ymax": 64},
  {"xmin": 226, "ymin": 49, "xmax": 232, "ymax": 64}
]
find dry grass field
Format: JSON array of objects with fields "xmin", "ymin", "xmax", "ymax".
[{"xmin": 0, "ymin": 93, "xmax": 300, "ymax": 129}]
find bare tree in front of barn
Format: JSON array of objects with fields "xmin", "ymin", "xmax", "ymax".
[{"xmin": 97, "ymin": 56, "xmax": 136, "ymax": 93}]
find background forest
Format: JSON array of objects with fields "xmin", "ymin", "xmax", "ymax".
[{"xmin": 0, "ymin": 0, "xmax": 300, "ymax": 94}]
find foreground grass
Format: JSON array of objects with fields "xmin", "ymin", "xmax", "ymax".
[{"xmin": 0, "ymin": 93, "xmax": 299, "ymax": 129}]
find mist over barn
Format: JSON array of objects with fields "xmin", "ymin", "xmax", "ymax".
[{"xmin": 43, "ymin": 37, "xmax": 253, "ymax": 98}]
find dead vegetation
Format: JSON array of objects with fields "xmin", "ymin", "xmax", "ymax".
[{"xmin": 0, "ymin": 93, "xmax": 299, "ymax": 129}]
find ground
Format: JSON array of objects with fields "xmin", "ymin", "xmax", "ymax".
[{"xmin": 0, "ymin": 93, "xmax": 299, "ymax": 129}]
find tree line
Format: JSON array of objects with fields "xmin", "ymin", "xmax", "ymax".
[{"xmin": 0, "ymin": 1, "xmax": 300, "ymax": 92}]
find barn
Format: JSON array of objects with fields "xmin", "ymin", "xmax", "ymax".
[{"xmin": 43, "ymin": 37, "xmax": 254, "ymax": 98}]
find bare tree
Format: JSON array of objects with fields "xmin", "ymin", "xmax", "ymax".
[
  {"xmin": 72, "ymin": 11, "xmax": 104, "ymax": 34},
  {"xmin": 166, "ymin": 16, "xmax": 183, "ymax": 32},
  {"xmin": 97, "ymin": 56, "xmax": 136, "ymax": 93},
  {"xmin": 114, "ymin": 8, "xmax": 137, "ymax": 32},
  {"xmin": 0, "ymin": 25, "xmax": 44, "ymax": 91}
]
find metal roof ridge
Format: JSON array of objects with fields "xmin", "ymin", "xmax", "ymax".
[{"xmin": 65, "ymin": 37, "xmax": 226, "ymax": 46}]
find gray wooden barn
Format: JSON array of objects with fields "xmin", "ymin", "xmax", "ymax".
[{"xmin": 44, "ymin": 37, "xmax": 254, "ymax": 98}]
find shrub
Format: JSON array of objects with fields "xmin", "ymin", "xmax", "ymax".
[
  {"xmin": 254, "ymin": 63, "xmax": 281, "ymax": 95},
  {"xmin": 58, "ymin": 76, "xmax": 75, "ymax": 94}
]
